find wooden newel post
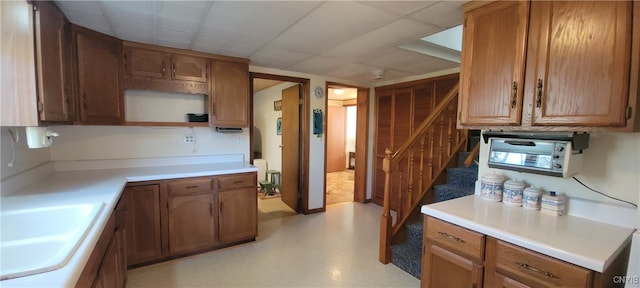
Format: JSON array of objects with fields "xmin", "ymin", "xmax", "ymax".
[{"xmin": 379, "ymin": 148, "xmax": 393, "ymax": 264}]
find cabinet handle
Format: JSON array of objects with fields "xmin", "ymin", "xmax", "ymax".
[
  {"xmin": 162, "ymin": 62, "xmax": 166, "ymax": 76},
  {"xmin": 83, "ymin": 92, "xmax": 87, "ymax": 109},
  {"xmin": 536, "ymin": 79, "xmax": 543, "ymax": 108},
  {"xmin": 210, "ymin": 202, "xmax": 213, "ymax": 217},
  {"xmin": 172, "ymin": 62, "xmax": 176, "ymax": 78},
  {"xmin": 185, "ymin": 185, "xmax": 198, "ymax": 189},
  {"xmin": 511, "ymin": 81, "xmax": 518, "ymax": 109},
  {"xmin": 516, "ymin": 262, "xmax": 558, "ymax": 279},
  {"xmin": 437, "ymin": 231, "xmax": 465, "ymax": 243}
]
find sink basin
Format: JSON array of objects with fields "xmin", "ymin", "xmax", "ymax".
[{"xmin": 1, "ymin": 202, "xmax": 105, "ymax": 280}]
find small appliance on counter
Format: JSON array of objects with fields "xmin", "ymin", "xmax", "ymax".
[{"xmin": 25, "ymin": 127, "xmax": 59, "ymax": 148}]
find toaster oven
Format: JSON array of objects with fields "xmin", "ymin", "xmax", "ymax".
[{"xmin": 484, "ymin": 132, "xmax": 589, "ymax": 178}]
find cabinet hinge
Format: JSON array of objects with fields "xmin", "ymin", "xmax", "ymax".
[
  {"xmin": 626, "ymin": 106, "xmax": 632, "ymax": 119},
  {"xmin": 37, "ymin": 102, "xmax": 44, "ymax": 112}
]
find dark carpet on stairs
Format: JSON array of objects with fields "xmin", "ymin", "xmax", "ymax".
[{"xmin": 391, "ymin": 151, "xmax": 478, "ymax": 279}]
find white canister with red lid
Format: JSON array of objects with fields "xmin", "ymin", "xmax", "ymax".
[
  {"xmin": 480, "ymin": 172, "xmax": 504, "ymax": 201},
  {"xmin": 523, "ymin": 186, "xmax": 542, "ymax": 209},
  {"xmin": 503, "ymin": 179, "xmax": 525, "ymax": 206}
]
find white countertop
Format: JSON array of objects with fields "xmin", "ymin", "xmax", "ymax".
[
  {"xmin": 421, "ymin": 195, "xmax": 635, "ymax": 272},
  {"xmin": 1, "ymin": 159, "xmax": 257, "ymax": 287}
]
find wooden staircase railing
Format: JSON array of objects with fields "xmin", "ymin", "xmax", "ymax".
[{"xmin": 379, "ymin": 83, "xmax": 467, "ymax": 264}]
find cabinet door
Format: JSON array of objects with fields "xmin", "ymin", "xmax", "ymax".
[
  {"xmin": 74, "ymin": 25, "xmax": 124, "ymax": 124},
  {"xmin": 210, "ymin": 61, "xmax": 249, "ymax": 127},
  {"xmin": 171, "ymin": 54, "xmax": 208, "ymax": 82},
  {"xmin": 34, "ymin": 1, "xmax": 74, "ymax": 122},
  {"xmin": 459, "ymin": 1, "xmax": 529, "ymax": 126},
  {"xmin": 422, "ymin": 243, "xmax": 483, "ymax": 288},
  {"xmin": 125, "ymin": 47, "xmax": 170, "ymax": 80},
  {"xmin": 168, "ymin": 193, "xmax": 216, "ymax": 255},
  {"xmin": 527, "ymin": 1, "xmax": 632, "ymax": 127},
  {"xmin": 125, "ymin": 185, "xmax": 163, "ymax": 266},
  {"xmin": 493, "ymin": 273, "xmax": 531, "ymax": 288},
  {"xmin": 218, "ymin": 188, "xmax": 257, "ymax": 243},
  {"xmin": 94, "ymin": 233, "xmax": 123, "ymax": 288}
]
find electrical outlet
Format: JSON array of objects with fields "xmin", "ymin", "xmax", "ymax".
[{"xmin": 184, "ymin": 135, "xmax": 195, "ymax": 143}]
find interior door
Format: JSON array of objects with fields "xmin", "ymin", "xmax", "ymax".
[
  {"xmin": 326, "ymin": 105, "xmax": 346, "ymax": 173},
  {"xmin": 281, "ymin": 84, "xmax": 300, "ymax": 212},
  {"xmin": 354, "ymin": 88, "xmax": 369, "ymax": 203}
]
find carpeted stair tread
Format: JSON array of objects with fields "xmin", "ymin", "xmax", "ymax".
[
  {"xmin": 405, "ymin": 220, "xmax": 423, "ymax": 242},
  {"xmin": 434, "ymin": 184, "xmax": 475, "ymax": 203},
  {"xmin": 391, "ymin": 240, "xmax": 422, "ymax": 279},
  {"xmin": 391, "ymin": 151, "xmax": 478, "ymax": 279},
  {"xmin": 446, "ymin": 167, "xmax": 478, "ymax": 188}
]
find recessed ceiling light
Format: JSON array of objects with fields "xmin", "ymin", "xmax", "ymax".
[{"xmin": 334, "ymin": 89, "xmax": 344, "ymax": 95}]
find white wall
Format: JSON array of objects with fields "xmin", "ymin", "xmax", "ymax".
[
  {"xmin": 49, "ymin": 125, "xmax": 249, "ymax": 161},
  {"xmin": 0, "ymin": 127, "xmax": 51, "ymax": 179},
  {"xmin": 253, "ymin": 82, "xmax": 298, "ymax": 172},
  {"xmin": 125, "ymin": 90, "xmax": 207, "ymax": 123},
  {"xmin": 477, "ymin": 131, "xmax": 640, "ymax": 207}
]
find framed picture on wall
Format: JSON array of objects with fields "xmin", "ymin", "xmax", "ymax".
[
  {"xmin": 276, "ymin": 117, "xmax": 282, "ymax": 135},
  {"xmin": 274, "ymin": 100, "xmax": 282, "ymax": 111}
]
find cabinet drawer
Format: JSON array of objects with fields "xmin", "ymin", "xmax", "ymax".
[
  {"xmin": 168, "ymin": 178, "xmax": 212, "ymax": 195},
  {"xmin": 425, "ymin": 217, "xmax": 485, "ymax": 262},
  {"xmin": 494, "ymin": 240, "xmax": 592, "ymax": 287},
  {"xmin": 217, "ymin": 173, "xmax": 256, "ymax": 191}
]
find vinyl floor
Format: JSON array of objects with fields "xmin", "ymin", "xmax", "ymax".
[{"xmin": 127, "ymin": 202, "xmax": 419, "ymax": 287}]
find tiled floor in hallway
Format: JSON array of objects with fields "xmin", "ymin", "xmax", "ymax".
[{"xmin": 127, "ymin": 202, "xmax": 419, "ymax": 287}]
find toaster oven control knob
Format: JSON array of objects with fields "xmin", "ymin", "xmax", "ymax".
[
  {"xmin": 553, "ymin": 163, "xmax": 562, "ymax": 169},
  {"xmin": 553, "ymin": 154, "xmax": 560, "ymax": 159},
  {"xmin": 556, "ymin": 146, "xmax": 565, "ymax": 152}
]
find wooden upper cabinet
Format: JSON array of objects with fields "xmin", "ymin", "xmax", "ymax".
[
  {"xmin": 459, "ymin": 1, "xmax": 638, "ymax": 131},
  {"xmin": 34, "ymin": 1, "xmax": 75, "ymax": 122},
  {"xmin": 459, "ymin": 0, "xmax": 529, "ymax": 126},
  {"xmin": 210, "ymin": 60, "xmax": 249, "ymax": 127},
  {"xmin": 124, "ymin": 47, "xmax": 170, "ymax": 80},
  {"xmin": 73, "ymin": 25, "xmax": 124, "ymax": 125},
  {"xmin": 526, "ymin": 1, "xmax": 632, "ymax": 127},
  {"xmin": 171, "ymin": 54, "xmax": 208, "ymax": 83},
  {"xmin": 123, "ymin": 43, "xmax": 210, "ymax": 95}
]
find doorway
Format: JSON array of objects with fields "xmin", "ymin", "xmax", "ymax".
[
  {"xmin": 324, "ymin": 82, "xmax": 369, "ymax": 207},
  {"xmin": 250, "ymin": 73, "xmax": 310, "ymax": 218}
]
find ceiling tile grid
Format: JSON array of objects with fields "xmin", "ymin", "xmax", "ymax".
[{"xmin": 56, "ymin": 0, "xmax": 465, "ymax": 85}]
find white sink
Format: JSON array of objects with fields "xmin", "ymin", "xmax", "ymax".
[{"xmin": 0, "ymin": 202, "xmax": 105, "ymax": 280}]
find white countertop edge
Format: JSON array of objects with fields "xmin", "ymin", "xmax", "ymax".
[
  {"xmin": 421, "ymin": 205, "xmax": 632, "ymax": 272},
  {"xmin": 126, "ymin": 167, "xmax": 258, "ymax": 182}
]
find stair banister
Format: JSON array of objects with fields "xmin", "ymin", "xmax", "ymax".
[{"xmin": 379, "ymin": 83, "xmax": 461, "ymax": 264}]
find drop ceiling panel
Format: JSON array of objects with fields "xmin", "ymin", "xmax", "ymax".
[
  {"xmin": 358, "ymin": 1, "xmax": 439, "ymax": 17},
  {"xmin": 101, "ymin": 1, "xmax": 153, "ymax": 26},
  {"xmin": 409, "ymin": 1, "xmax": 464, "ymax": 29},
  {"xmin": 250, "ymin": 47, "xmax": 311, "ymax": 69},
  {"xmin": 401, "ymin": 56, "xmax": 458, "ymax": 74},
  {"xmin": 268, "ymin": 1, "xmax": 398, "ymax": 55},
  {"xmin": 288, "ymin": 56, "xmax": 345, "ymax": 75},
  {"xmin": 323, "ymin": 19, "xmax": 439, "ymax": 61},
  {"xmin": 361, "ymin": 48, "xmax": 431, "ymax": 71}
]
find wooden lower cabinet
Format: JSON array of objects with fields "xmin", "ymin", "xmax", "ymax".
[
  {"xmin": 168, "ymin": 193, "xmax": 216, "ymax": 255},
  {"xmin": 121, "ymin": 172, "xmax": 256, "ymax": 268},
  {"xmin": 76, "ymin": 199, "xmax": 126, "ymax": 288},
  {"xmin": 218, "ymin": 188, "xmax": 257, "ymax": 243},
  {"xmin": 421, "ymin": 216, "xmax": 631, "ymax": 288},
  {"xmin": 422, "ymin": 243, "xmax": 483, "ymax": 288}
]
